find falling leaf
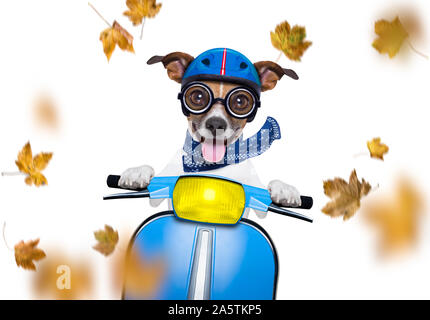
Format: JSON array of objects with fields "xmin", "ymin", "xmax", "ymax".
[
  {"xmin": 322, "ymin": 170, "xmax": 372, "ymax": 220},
  {"xmin": 372, "ymin": 16, "xmax": 409, "ymax": 58},
  {"xmin": 15, "ymin": 142, "xmax": 53, "ymax": 186},
  {"xmin": 123, "ymin": 0, "xmax": 162, "ymax": 26},
  {"xmin": 33, "ymin": 252, "xmax": 93, "ymax": 299},
  {"xmin": 364, "ymin": 177, "xmax": 423, "ymax": 255},
  {"xmin": 270, "ymin": 20, "xmax": 312, "ymax": 61},
  {"xmin": 33, "ymin": 95, "xmax": 59, "ymax": 131},
  {"xmin": 14, "ymin": 239, "xmax": 46, "ymax": 271},
  {"xmin": 93, "ymin": 225, "xmax": 119, "ymax": 256},
  {"xmin": 122, "ymin": 249, "xmax": 165, "ymax": 298},
  {"xmin": 100, "ymin": 21, "xmax": 134, "ymax": 61},
  {"xmin": 109, "ymin": 228, "xmax": 165, "ymax": 298},
  {"xmin": 367, "ymin": 137, "xmax": 389, "ymax": 160}
]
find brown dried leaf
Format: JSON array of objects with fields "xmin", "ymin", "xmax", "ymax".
[
  {"xmin": 14, "ymin": 239, "xmax": 46, "ymax": 271},
  {"xmin": 93, "ymin": 225, "xmax": 119, "ymax": 256},
  {"xmin": 322, "ymin": 170, "xmax": 372, "ymax": 220},
  {"xmin": 372, "ymin": 16, "xmax": 409, "ymax": 58},
  {"xmin": 367, "ymin": 137, "xmax": 389, "ymax": 160},
  {"xmin": 270, "ymin": 20, "xmax": 312, "ymax": 61},
  {"xmin": 15, "ymin": 142, "xmax": 53, "ymax": 187},
  {"xmin": 124, "ymin": 0, "xmax": 162, "ymax": 25},
  {"xmin": 33, "ymin": 95, "xmax": 59, "ymax": 130},
  {"xmin": 100, "ymin": 21, "xmax": 134, "ymax": 61},
  {"xmin": 364, "ymin": 177, "xmax": 424, "ymax": 255}
]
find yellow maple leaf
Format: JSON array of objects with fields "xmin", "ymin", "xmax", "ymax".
[
  {"xmin": 367, "ymin": 137, "xmax": 389, "ymax": 160},
  {"xmin": 322, "ymin": 170, "xmax": 372, "ymax": 220},
  {"xmin": 124, "ymin": 0, "xmax": 162, "ymax": 25},
  {"xmin": 14, "ymin": 239, "xmax": 46, "ymax": 271},
  {"xmin": 15, "ymin": 142, "xmax": 53, "ymax": 187},
  {"xmin": 364, "ymin": 177, "xmax": 423, "ymax": 255},
  {"xmin": 270, "ymin": 20, "xmax": 312, "ymax": 61},
  {"xmin": 100, "ymin": 21, "xmax": 135, "ymax": 61},
  {"xmin": 93, "ymin": 225, "xmax": 119, "ymax": 256},
  {"xmin": 372, "ymin": 16, "xmax": 409, "ymax": 58}
]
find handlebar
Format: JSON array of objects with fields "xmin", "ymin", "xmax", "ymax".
[{"xmin": 105, "ymin": 174, "xmax": 313, "ymax": 210}]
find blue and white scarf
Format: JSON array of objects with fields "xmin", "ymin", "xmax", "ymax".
[{"xmin": 182, "ymin": 116, "xmax": 281, "ymax": 172}]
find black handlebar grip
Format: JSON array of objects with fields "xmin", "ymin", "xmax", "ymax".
[
  {"xmin": 106, "ymin": 174, "xmax": 147, "ymax": 191},
  {"xmin": 299, "ymin": 196, "xmax": 313, "ymax": 209},
  {"xmin": 107, "ymin": 175, "xmax": 121, "ymax": 188}
]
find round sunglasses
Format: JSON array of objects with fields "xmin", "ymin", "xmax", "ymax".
[{"xmin": 178, "ymin": 82, "xmax": 260, "ymax": 121}]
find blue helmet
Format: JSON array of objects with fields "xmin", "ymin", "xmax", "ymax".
[{"xmin": 182, "ymin": 48, "xmax": 261, "ymax": 95}]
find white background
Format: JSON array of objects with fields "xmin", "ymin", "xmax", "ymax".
[{"xmin": 0, "ymin": 0, "xmax": 429, "ymax": 299}]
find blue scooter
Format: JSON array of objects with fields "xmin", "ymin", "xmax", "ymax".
[{"xmin": 104, "ymin": 174, "xmax": 312, "ymax": 300}]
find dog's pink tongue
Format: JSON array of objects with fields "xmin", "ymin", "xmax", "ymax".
[{"xmin": 202, "ymin": 140, "xmax": 226, "ymax": 163}]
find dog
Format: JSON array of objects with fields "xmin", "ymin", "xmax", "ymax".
[{"xmin": 118, "ymin": 48, "xmax": 302, "ymax": 218}]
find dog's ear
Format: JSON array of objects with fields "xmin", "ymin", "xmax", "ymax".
[
  {"xmin": 254, "ymin": 61, "xmax": 298, "ymax": 92},
  {"xmin": 147, "ymin": 52, "xmax": 194, "ymax": 83}
]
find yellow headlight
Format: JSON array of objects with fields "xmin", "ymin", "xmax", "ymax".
[{"xmin": 172, "ymin": 176, "xmax": 246, "ymax": 224}]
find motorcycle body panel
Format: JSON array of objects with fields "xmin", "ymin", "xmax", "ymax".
[{"xmin": 123, "ymin": 212, "xmax": 278, "ymax": 300}]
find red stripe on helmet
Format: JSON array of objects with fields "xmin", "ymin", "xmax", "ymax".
[{"xmin": 220, "ymin": 48, "xmax": 227, "ymax": 75}]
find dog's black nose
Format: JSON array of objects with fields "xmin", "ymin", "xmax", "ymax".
[{"xmin": 205, "ymin": 117, "xmax": 227, "ymax": 136}]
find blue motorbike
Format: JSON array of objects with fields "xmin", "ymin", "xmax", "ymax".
[{"xmin": 104, "ymin": 174, "xmax": 312, "ymax": 300}]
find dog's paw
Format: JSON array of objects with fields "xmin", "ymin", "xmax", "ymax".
[
  {"xmin": 268, "ymin": 180, "xmax": 302, "ymax": 207},
  {"xmin": 118, "ymin": 165, "xmax": 154, "ymax": 189}
]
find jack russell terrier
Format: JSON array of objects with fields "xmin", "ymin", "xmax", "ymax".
[{"xmin": 118, "ymin": 48, "xmax": 301, "ymax": 218}]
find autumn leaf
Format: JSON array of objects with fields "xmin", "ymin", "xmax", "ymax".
[
  {"xmin": 372, "ymin": 16, "xmax": 409, "ymax": 58},
  {"xmin": 110, "ymin": 228, "xmax": 165, "ymax": 298},
  {"xmin": 322, "ymin": 170, "xmax": 372, "ymax": 220},
  {"xmin": 15, "ymin": 142, "xmax": 53, "ymax": 186},
  {"xmin": 33, "ymin": 94, "xmax": 59, "ymax": 131},
  {"xmin": 93, "ymin": 225, "xmax": 119, "ymax": 256},
  {"xmin": 100, "ymin": 21, "xmax": 134, "ymax": 61},
  {"xmin": 123, "ymin": 0, "xmax": 162, "ymax": 26},
  {"xmin": 14, "ymin": 239, "xmax": 46, "ymax": 271},
  {"xmin": 123, "ymin": 249, "xmax": 165, "ymax": 298},
  {"xmin": 364, "ymin": 177, "xmax": 423, "ymax": 255},
  {"xmin": 271, "ymin": 20, "xmax": 312, "ymax": 61},
  {"xmin": 367, "ymin": 137, "xmax": 389, "ymax": 160}
]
